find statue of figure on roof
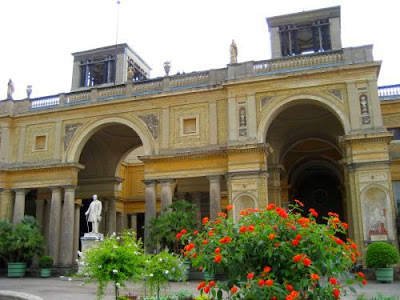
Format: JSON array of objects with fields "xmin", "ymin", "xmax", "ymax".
[
  {"xmin": 7, "ymin": 79, "xmax": 14, "ymax": 99},
  {"xmin": 230, "ymin": 40, "xmax": 238, "ymax": 64}
]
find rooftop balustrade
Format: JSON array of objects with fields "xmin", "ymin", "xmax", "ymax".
[
  {"xmin": 0, "ymin": 45, "xmax": 383, "ymax": 116},
  {"xmin": 378, "ymin": 85, "xmax": 400, "ymax": 100}
]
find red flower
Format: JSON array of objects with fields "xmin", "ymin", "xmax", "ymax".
[
  {"xmin": 362, "ymin": 279, "xmax": 367, "ymax": 286},
  {"xmin": 240, "ymin": 210, "xmax": 248, "ymax": 216},
  {"xmin": 226, "ymin": 205, "xmax": 233, "ymax": 210},
  {"xmin": 247, "ymin": 272, "xmax": 254, "ymax": 279},
  {"xmin": 204, "ymin": 286, "xmax": 210, "ymax": 293},
  {"xmin": 269, "ymin": 233, "xmax": 276, "ymax": 240},
  {"xmin": 310, "ymin": 273, "xmax": 320, "ymax": 281},
  {"xmin": 329, "ymin": 278, "xmax": 338, "ymax": 285},
  {"xmin": 309, "ymin": 208, "xmax": 318, "ymax": 218},
  {"xmin": 274, "ymin": 242, "xmax": 280, "ymax": 247},
  {"xmin": 248, "ymin": 225, "xmax": 255, "ymax": 231},
  {"xmin": 192, "ymin": 252, "xmax": 197, "ymax": 258},
  {"xmin": 286, "ymin": 284, "xmax": 294, "ymax": 292},
  {"xmin": 258, "ymin": 279, "xmax": 265, "ymax": 287},
  {"xmin": 214, "ymin": 220, "xmax": 222, "ymax": 224},
  {"xmin": 333, "ymin": 288, "xmax": 340, "ymax": 299},
  {"xmin": 303, "ymin": 257, "xmax": 312, "ymax": 267},
  {"xmin": 209, "ymin": 281, "xmax": 216, "ymax": 287},
  {"xmin": 240, "ymin": 226, "xmax": 247, "ymax": 233},
  {"xmin": 214, "ymin": 254, "xmax": 222, "ymax": 263},
  {"xmin": 266, "ymin": 204, "xmax": 275, "ymax": 210},
  {"xmin": 184, "ymin": 243, "xmax": 195, "ymax": 252},
  {"xmin": 292, "ymin": 239, "xmax": 299, "ymax": 246},
  {"xmin": 231, "ymin": 286, "xmax": 238, "ymax": 293},
  {"xmin": 263, "ymin": 266, "xmax": 272, "ymax": 273},
  {"xmin": 214, "ymin": 247, "xmax": 221, "ymax": 253},
  {"xmin": 202, "ymin": 239, "xmax": 208, "ymax": 245},
  {"xmin": 208, "ymin": 231, "xmax": 214, "ymax": 237},
  {"xmin": 193, "ymin": 230, "xmax": 199, "ymax": 235},
  {"xmin": 176, "ymin": 233, "xmax": 182, "ymax": 239},
  {"xmin": 219, "ymin": 236, "xmax": 232, "ymax": 244},
  {"xmin": 351, "ymin": 243, "xmax": 358, "ymax": 250},
  {"xmin": 218, "ymin": 212, "xmax": 227, "ymax": 218},
  {"xmin": 197, "ymin": 281, "xmax": 206, "ymax": 290},
  {"xmin": 335, "ymin": 238, "xmax": 344, "ymax": 245},
  {"xmin": 265, "ymin": 279, "xmax": 274, "ymax": 286},
  {"xmin": 293, "ymin": 254, "xmax": 304, "ymax": 262},
  {"xmin": 202, "ymin": 217, "xmax": 209, "ymax": 224},
  {"xmin": 180, "ymin": 229, "xmax": 187, "ymax": 234}
]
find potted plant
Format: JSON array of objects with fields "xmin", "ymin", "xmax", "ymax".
[
  {"xmin": 0, "ymin": 216, "xmax": 45, "ymax": 277},
  {"xmin": 39, "ymin": 255, "xmax": 53, "ymax": 277},
  {"xmin": 366, "ymin": 241, "xmax": 399, "ymax": 282}
]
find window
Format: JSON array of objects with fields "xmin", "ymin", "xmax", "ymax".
[
  {"xmin": 79, "ymin": 56, "xmax": 115, "ymax": 87},
  {"xmin": 35, "ymin": 135, "xmax": 47, "ymax": 150},
  {"xmin": 388, "ymin": 128, "xmax": 400, "ymax": 140}
]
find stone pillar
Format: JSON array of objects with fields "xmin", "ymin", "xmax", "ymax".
[
  {"xmin": 60, "ymin": 187, "xmax": 76, "ymax": 266},
  {"xmin": 48, "ymin": 187, "xmax": 62, "ymax": 265},
  {"xmin": 160, "ymin": 179, "xmax": 174, "ymax": 213},
  {"xmin": 143, "ymin": 180, "xmax": 156, "ymax": 249},
  {"xmin": 129, "ymin": 214, "xmax": 137, "ymax": 233},
  {"xmin": 0, "ymin": 189, "xmax": 14, "ymax": 222},
  {"xmin": 191, "ymin": 192, "xmax": 202, "ymax": 226},
  {"xmin": 208, "ymin": 176, "xmax": 221, "ymax": 221},
  {"xmin": 117, "ymin": 212, "xmax": 128, "ymax": 233},
  {"xmin": 35, "ymin": 199, "xmax": 46, "ymax": 230},
  {"xmin": 73, "ymin": 200, "xmax": 81, "ymax": 264},
  {"xmin": 13, "ymin": 189, "xmax": 26, "ymax": 224},
  {"xmin": 107, "ymin": 198, "xmax": 116, "ymax": 236}
]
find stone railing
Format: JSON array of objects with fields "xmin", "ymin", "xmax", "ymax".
[
  {"xmin": 254, "ymin": 50, "xmax": 344, "ymax": 74},
  {"xmin": 30, "ymin": 95, "xmax": 60, "ymax": 109},
  {"xmin": 378, "ymin": 84, "xmax": 400, "ymax": 100},
  {"xmin": 0, "ymin": 46, "xmax": 377, "ymax": 115}
]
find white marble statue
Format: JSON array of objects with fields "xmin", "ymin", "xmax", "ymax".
[
  {"xmin": 230, "ymin": 40, "xmax": 238, "ymax": 64},
  {"xmin": 85, "ymin": 194, "xmax": 102, "ymax": 234}
]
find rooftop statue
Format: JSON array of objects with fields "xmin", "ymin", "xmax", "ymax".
[
  {"xmin": 7, "ymin": 79, "xmax": 14, "ymax": 99},
  {"xmin": 230, "ymin": 40, "xmax": 238, "ymax": 64}
]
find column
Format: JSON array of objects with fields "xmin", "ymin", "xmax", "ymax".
[
  {"xmin": 60, "ymin": 187, "xmax": 76, "ymax": 266},
  {"xmin": 35, "ymin": 199, "xmax": 46, "ymax": 230},
  {"xmin": 160, "ymin": 179, "xmax": 174, "ymax": 213},
  {"xmin": 143, "ymin": 180, "xmax": 156, "ymax": 250},
  {"xmin": 129, "ymin": 214, "xmax": 137, "ymax": 233},
  {"xmin": 0, "ymin": 189, "xmax": 14, "ymax": 222},
  {"xmin": 191, "ymin": 192, "xmax": 202, "ymax": 226},
  {"xmin": 107, "ymin": 198, "xmax": 116, "ymax": 236},
  {"xmin": 73, "ymin": 199, "xmax": 81, "ymax": 264},
  {"xmin": 48, "ymin": 187, "xmax": 62, "ymax": 265},
  {"xmin": 117, "ymin": 212, "xmax": 128, "ymax": 233},
  {"xmin": 13, "ymin": 189, "xmax": 26, "ymax": 224},
  {"xmin": 208, "ymin": 176, "xmax": 221, "ymax": 221}
]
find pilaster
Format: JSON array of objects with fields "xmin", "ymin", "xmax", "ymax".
[{"xmin": 0, "ymin": 189, "xmax": 14, "ymax": 221}]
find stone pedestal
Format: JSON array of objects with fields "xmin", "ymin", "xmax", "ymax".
[{"xmin": 78, "ymin": 233, "xmax": 104, "ymax": 274}]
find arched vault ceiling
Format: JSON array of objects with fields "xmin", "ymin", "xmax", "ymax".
[
  {"xmin": 266, "ymin": 104, "xmax": 344, "ymax": 163},
  {"xmin": 79, "ymin": 124, "xmax": 142, "ymax": 179}
]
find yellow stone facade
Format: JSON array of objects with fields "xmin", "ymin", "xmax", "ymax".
[{"xmin": 0, "ymin": 6, "xmax": 399, "ymax": 267}]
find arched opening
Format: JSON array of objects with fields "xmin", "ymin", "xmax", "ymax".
[
  {"xmin": 266, "ymin": 103, "xmax": 346, "ymax": 221},
  {"xmin": 77, "ymin": 123, "xmax": 144, "ymax": 239}
]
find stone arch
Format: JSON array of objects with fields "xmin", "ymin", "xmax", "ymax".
[
  {"xmin": 232, "ymin": 193, "xmax": 257, "ymax": 222},
  {"xmin": 360, "ymin": 184, "xmax": 395, "ymax": 242},
  {"xmin": 66, "ymin": 116, "xmax": 154, "ymax": 163},
  {"xmin": 257, "ymin": 94, "xmax": 350, "ymax": 143}
]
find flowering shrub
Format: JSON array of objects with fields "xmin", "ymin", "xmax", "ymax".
[
  {"xmin": 180, "ymin": 202, "xmax": 366, "ymax": 299},
  {"xmin": 82, "ymin": 230, "xmax": 145, "ymax": 300},
  {"xmin": 142, "ymin": 250, "xmax": 186, "ymax": 299}
]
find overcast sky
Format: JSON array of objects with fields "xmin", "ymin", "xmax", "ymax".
[{"xmin": 1, "ymin": 0, "xmax": 398, "ymax": 100}]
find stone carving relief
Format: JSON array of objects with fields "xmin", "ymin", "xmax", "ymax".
[
  {"xmin": 362, "ymin": 186, "xmax": 392, "ymax": 241},
  {"xmin": 139, "ymin": 114, "xmax": 158, "ymax": 139},
  {"xmin": 359, "ymin": 94, "xmax": 371, "ymax": 124},
  {"xmin": 261, "ymin": 96, "xmax": 273, "ymax": 108},
  {"xmin": 238, "ymin": 107, "xmax": 247, "ymax": 137},
  {"xmin": 64, "ymin": 123, "xmax": 82, "ymax": 150},
  {"xmin": 327, "ymin": 89, "xmax": 343, "ymax": 101}
]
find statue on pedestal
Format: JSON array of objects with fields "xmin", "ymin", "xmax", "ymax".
[
  {"xmin": 7, "ymin": 79, "xmax": 14, "ymax": 99},
  {"xmin": 230, "ymin": 40, "xmax": 238, "ymax": 64},
  {"xmin": 85, "ymin": 194, "xmax": 102, "ymax": 234}
]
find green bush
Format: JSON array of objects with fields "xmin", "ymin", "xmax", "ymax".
[
  {"xmin": 366, "ymin": 242, "xmax": 399, "ymax": 268},
  {"xmin": 39, "ymin": 255, "xmax": 53, "ymax": 268},
  {"xmin": 0, "ymin": 216, "xmax": 45, "ymax": 263}
]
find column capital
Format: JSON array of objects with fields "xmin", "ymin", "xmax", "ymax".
[
  {"xmin": 13, "ymin": 188, "xmax": 26, "ymax": 194},
  {"xmin": 63, "ymin": 185, "xmax": 77, "ymax": 192},
  {"xmin": 50, "ymin": 186, "xmax": 62, "ymax": 192},
  {"xmin": 158, "ymin": 179, "xmax": 175, "ymax": 185},
  {"xmin": 142, "ymin": 179, "xmax": 157, "ymax": 186},
  {"xmin": 207, "ymin": 175, "xmax": 222, "ymax": 182}
]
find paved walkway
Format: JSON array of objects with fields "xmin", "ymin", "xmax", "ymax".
[{"xmin": 0, "ymin": 277, "xmax": 399, "ymax": 299}]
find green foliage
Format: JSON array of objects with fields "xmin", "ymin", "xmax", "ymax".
[
  {"xmin": 147, "ymin": 200, "xmax": 197, "ymax": 253},
  {"xmin": 366, "ymin": 242, "xmax": 399, "ymax": 268},
  {"xmin": 142, "ymin": 250, "xmax": 186, "ymax": 299},
  {"xmin": 0, "ymin": 216, "xmax": 45, "ymax": 263},
  {"xmin": 182, "ymin": 203, "xmax": 367, "ymax": 299},
  {"xmin": 82, "ymin": 230, "xmax": 145, "ymax": 300},
  {"xmin": 39, "ymin": 255, "xmax": 53, "ymax": 268},
  {"xmin": 357, "ymin": 293, "xmax": 399, "ymax": 300}
]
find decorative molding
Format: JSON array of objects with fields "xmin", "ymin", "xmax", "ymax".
[
  {"xmin": 64, "ymin": 123, "xmax": 82, "ymax": 150},
  {"xmin": 261, "ymin": 96, "xmax": 273, "ymax": 108},
  {"xmin": 326, "ymin": 89, "xmax": 343, "ymax": 101},
  {"xmin": 138, "ymin": 114, "xmax": 158, "ymax": 139}
]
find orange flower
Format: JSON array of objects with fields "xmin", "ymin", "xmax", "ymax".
[
  {"xmin": 247, "ymin": 272, "xmax": 254, "ymax": 279},
  {"xmin": 214, "ymin": 254, "xmax": 222, "ymax": 263},
  {"xmin": 202, "ymin": 217, "xmax": 209, "ymax": 224},
  {"xmin": 258, "ymin": 279, "xmax": 265, "ymax": 287},
  {"xmin": 192, "ymin": 252, "xmax": 197, "ymax": 258},
  {"xmin": 266, "ymin": 204, "xmax": 275, "ymax": 210},
  {"xmin": 265, "ymin": 279, "xmax": 274, "ymax": 286},
  {"xmin": 293, "ymin": 254, "xmax": 304, "ymax": 262},
  {"xmin": 248, "ymin": 225, "xmax": 255, "ymax": 231},
  {"xmin": 209, "ymin": 280, "xmax": 216, "ymax": 287},
  {"xmin": 303, "ymin": 257, "xmax": 312, "ymax": 267},
  {"xmin": 294, "ymin": 199, "xmax": 304, "ymax": 206},
  {"xmin": 230, "ymin": 286, "xmax": 238, "ymax": 293},
  {"xmin": 214, "ymin": 220, "xmax": 222, "ymax": 224},
  {"xmin": 202, "ymin": 239, "xmax": 208, "ymax": 245},
  {"xmin": 357, "ymin": 272, "xmax": 366, "ymax": 278},
  {"xmin": 362, "ymin": 279, "xmax": 367, "ymax": 285},
  {"xmin": 263, "ymin": 266, "xmax": 271, "ymax": 273},
  {"xmin": 218, "ymin": 212, "xmax": 227, "ymax": 218},
  {"xmin": 214, "ymin": 247, "xmax": 221, "ymax": 253},
  {"xmin": 204, "ymin": 286, "xmax": 210, "ymax": 293},
  {"xmin": 310, "ymin": 273, "xmax": 320, "ymax": 281},
  {"xmin": 193, "ymin": 230, "xmax": 199, "ymax": 235},
  {"xmin": 219, "ymin": 236, "xmax": 232, "ymax": 244},
  {"xmin": 240, "ymin": 226, "xmax": 247, "ymax": 233},
  {"xmin": 269, "ymin": 233, "xmax": 276, "ymax": 240},
  {"xmin": 335, "ymin": 238, "xmax": 344, "ymax": 245},
  {"xmin": 226, "ymin": 205, "xmax": 233, "ymax": 210},
  {"xmin": 197, "ymin": 281, "xmax": 206, "ymax": 290},
  {"xmin": 309, "ymin": 208, "xmax": 318, "ymax": 218}
]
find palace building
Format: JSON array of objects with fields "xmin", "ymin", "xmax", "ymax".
[{"xmin": 1, "ymin": 6, "xmax": 400, "ymax": 267}]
